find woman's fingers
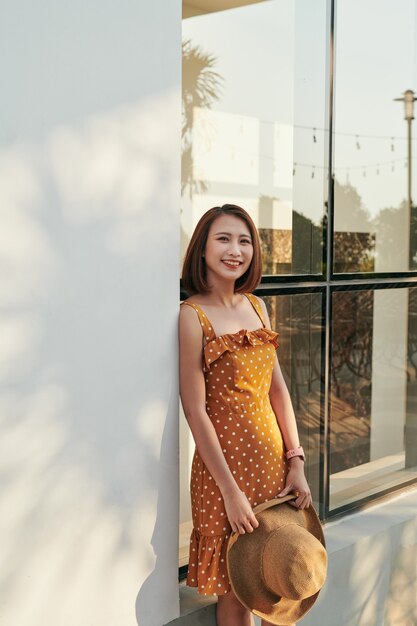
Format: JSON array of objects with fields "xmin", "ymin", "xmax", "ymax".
[
  {"xmin": 297, "ymin": 494, "xmax": 309, "ymax": 509},
  {"xmin": 245, "ymin": 515, "xmax": 259, "ymax": 533},
  {"xmin": 278, "ymin": 482, "xmax": 293, "ymax": 497},
  {"xmin": 233, "ymin": 513, "xmax": 260, "ymax": 535},
  {"xmin": 250, "ymin": 512, "xmax": 260, "ymax": 529},
  {"xmin": 288, "ymin": 491, "xmax": 311, "ymax": 509},
  {"xmin": 225, "ymin": 490, "xmax": 263, "ymax": 534},
  {"xmin": 236, "ymin": 519, "xmax": 252, "ymax": 534}
]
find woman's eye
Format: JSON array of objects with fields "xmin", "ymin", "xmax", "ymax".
[{"xmin": 217, "ymin": 236, "xmax": 251, "ymax": 244}]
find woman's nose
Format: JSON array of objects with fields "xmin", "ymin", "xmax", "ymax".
[{"xmin": 228, "ymin": 240, "xmax": 241, "ymax": 255}]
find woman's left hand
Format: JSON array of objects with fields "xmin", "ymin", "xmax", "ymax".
[{"xmin": 278, "ymin": 457, "xmax": 312, "ymax": 509}]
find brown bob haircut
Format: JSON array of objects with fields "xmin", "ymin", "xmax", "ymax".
[{"xmin": 181, "ymin": 204, "xmax": 263, "ymax": 295}]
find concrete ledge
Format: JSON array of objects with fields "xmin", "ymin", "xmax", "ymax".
[
  {"xmin": 167, "ymin": 583, "xmax": 216, "ymax": 626},
  {"xmin": 166, "ymin": 487, "xmax": 417, "ymax": 626}
]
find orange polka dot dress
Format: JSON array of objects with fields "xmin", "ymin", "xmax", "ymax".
[{"xmin": 181, "ymin": 292, "xmax": 289, "ymax": 596}]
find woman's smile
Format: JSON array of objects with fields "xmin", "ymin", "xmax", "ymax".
[{"xmin": 222, "ymin": 259, "xmax": 243, "ymax": 269}]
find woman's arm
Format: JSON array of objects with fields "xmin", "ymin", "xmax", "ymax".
[
  {"xmin": 257, "ymin": 297, "xmax": 312, "ymax": 509},
  {"xmin": 179, "ymin": 304, "xmax": 259, "ymax": 534}
]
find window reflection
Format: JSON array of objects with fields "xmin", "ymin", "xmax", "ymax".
[
  {"xmin": 330, "ymin": 287, "xmax": 417, "ymax": 509},
  {"xmin": 181, "ymin": 0, "xmax": 327, "ymax": 276},
  {"xmin": 333, "ymin": 0, "xmax": 417, "ymax": 274},
  {"xmin": 264, "ymin": 293, "xmax": 323, "ymax": 507}
]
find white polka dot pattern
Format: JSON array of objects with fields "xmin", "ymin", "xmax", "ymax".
[{"xmin": 181, "ymin": 293, "xmax": 288, "ymax": 596}]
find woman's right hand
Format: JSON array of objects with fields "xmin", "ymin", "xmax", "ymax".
[{"xmin": 223, "ymin": 488, "xmax": 259, "ymax": 535}]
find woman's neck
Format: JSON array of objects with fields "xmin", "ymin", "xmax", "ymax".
[{"xmin": 201, "ymin": 289, "xmax": 244, "ymax": 309}]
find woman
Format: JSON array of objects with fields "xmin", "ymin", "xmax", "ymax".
[{"xmin": 179, "ymin": 204, "xmax": 311, "ymax": 626}]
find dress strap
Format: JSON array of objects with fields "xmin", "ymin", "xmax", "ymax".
[
  {"xmin": 243, "ymin": 293, "xmax": 266, "ymax": 327},
  {"xmin": 180, "ymin": 301, "xmax": 217, "ymax": 343}
]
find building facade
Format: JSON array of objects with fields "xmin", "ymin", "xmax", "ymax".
[{"xmin": 1, "ymin": 1, "xmax": 417, "ymax": 625}]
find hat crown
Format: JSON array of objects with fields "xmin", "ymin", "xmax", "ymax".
[
  {"xmin": 262, "ymin": 523, "xmax": 327, "ymax": 600},
  {"xmin": 226, "ymin": 499, "xmax": 328, "ymax": 625}
]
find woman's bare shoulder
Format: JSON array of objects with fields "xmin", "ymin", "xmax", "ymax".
[
  {"xmin": 252, "ymin": 294, "xmax": 272, "ymax": 327},
  {"xmin": 252, "ymin": 293, "xmax": 266, "ymax": 309},
  {"xmin": 179, "ymin": 300, "xmax": 202, "ymax": 338}
]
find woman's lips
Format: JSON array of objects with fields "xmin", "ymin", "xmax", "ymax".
[{"xmin": 222, "ymin": 260, "xmax": 242, "ymax": 269}]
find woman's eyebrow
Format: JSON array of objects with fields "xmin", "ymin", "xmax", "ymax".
[{"xmin": 214, "ymin": 231, "xmax": 252, "ymax": 238}]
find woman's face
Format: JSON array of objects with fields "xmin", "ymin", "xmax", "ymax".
[{"xmin": 203, "ymin": 214, "xmax": 254, "ymax": 284}]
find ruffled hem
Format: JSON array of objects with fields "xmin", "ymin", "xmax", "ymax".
[
  {"xmin": 203, "ymin": 328, "xmax": 279, "ymax": 372},
  {"xmin": 186, "ymin": 528, "xmax": 232, "ymax": 596}
]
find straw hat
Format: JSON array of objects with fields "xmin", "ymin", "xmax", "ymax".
[{"xmin": 226, "ymin": 495, "xmax": 327, "ymax": 625}]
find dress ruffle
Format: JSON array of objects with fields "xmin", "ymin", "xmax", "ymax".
[
  {"xmin": 186, "ymin": 528, "xmax": 231, "ymax": 595},
  {"xmin": 203, "ymin": 328, "xmax": 279, "ymax": 372}
]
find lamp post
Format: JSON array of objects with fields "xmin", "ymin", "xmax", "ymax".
[
  {"xmin": 394, "ymin": 90, "xmax": 417, "ymax": 467},
  {"xmin": 394, "ymin": 89, "xmax": 416, "ymax": 267}
]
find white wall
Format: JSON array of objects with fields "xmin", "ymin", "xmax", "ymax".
[{"xmin": 0, "ymin": 2, "xmax": 181, "ymax": 625}]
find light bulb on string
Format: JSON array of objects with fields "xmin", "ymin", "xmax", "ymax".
[
  {"xmin": 356, "ymin": 135, "xmax": 361, "ymax": 150},
  {"xmin": 313, "ymin": 128, "xmax": 317, "ymax": 143},
  {"xmin": 311, "ymin": 166, "xmax": 315, "ymax": 179}
]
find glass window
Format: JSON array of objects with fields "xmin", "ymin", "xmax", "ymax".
[
  {"xmin": 179, "ymin": 0, "xmax": 417, "ymax": 574},
  {"xmin": 333, "ymin": 0, "xmax": 417, "ymax": 274},
  {"xmin": 329, "ymin": 286, "xmax": 417, "ymax": 510},
  {"xmin": 264, "ymin": 292, "xmax": 324, "ymax": 508},
  {"xmin": 181, "ymin": 0, "xmax": 328, "ymax": 277}
]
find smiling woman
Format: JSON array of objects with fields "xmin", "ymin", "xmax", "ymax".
[
  {"xmin": 179, "ymin": 204, "xmax": 313, "ymax": 625},
  {"xmin": 181, "ymin": 204, "xmax": 262, "ymax": 297}
]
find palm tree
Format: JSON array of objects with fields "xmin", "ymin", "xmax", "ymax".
[{"xmin": 182, "ymin": 39, "xmax": 224, "ymax": 197}]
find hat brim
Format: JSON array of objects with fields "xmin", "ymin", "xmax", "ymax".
[{"xmin": 226, "ymin": 497, "xmax": 326, "ymax": 626}]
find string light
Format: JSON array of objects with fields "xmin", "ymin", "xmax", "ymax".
[
  {"xmin": 289, "ymin": 156, "xmax": 411, "ymax": 174},
  {"xmin": 204, "ymin": 137, "xmax": 413, "ymax": 176},
  {"xmin": 291, "ymin": 122, "xmax": 416, "ymax": 142}
]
